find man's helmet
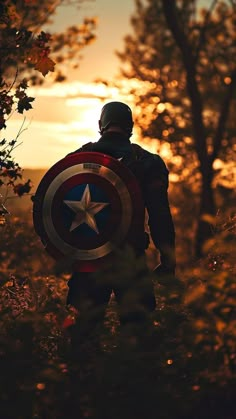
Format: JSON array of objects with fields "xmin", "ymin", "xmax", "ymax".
[{"xmin": 99, "ymin": 101, "xmax": 133, "ymax": 135}]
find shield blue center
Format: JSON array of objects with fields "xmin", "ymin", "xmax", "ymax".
[{"xmin": 62, "ymin": 183, "xmax": 110, "ymax": 237}]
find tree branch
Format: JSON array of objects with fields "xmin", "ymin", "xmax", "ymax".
[
  {"xmin": 161, "ymin": 0, "xmax": 208, "ymax": 169},
  {"xmin": 211, "ymin": 69, "xmax": 236, "ymax": 163},
  {"xmin": 195, "ymin": 0, "xmax": 217, "ymax": 64}
]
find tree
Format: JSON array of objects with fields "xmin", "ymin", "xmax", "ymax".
[
  {"xmin": 0, "ymin": 0, "xmax": 97, "ymax": 84},
  {"xmin": 0, "ymin": 0, "xmax": 96, "ymax": 221},
  {"xmin": 117, "ymin": 0, "xmax": 236, "ymax": 256}
]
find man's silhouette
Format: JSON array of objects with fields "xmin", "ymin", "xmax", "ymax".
[{"xmin": 66, "ymin": 101, "xmax": 176, "ymax": 346}]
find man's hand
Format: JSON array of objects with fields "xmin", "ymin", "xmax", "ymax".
[
  {"xmin": 153, "ymin": 263, "xmax": 176, "ymax": 286},
  {"xmin": 153, "ymin": 263, "xmax": 175, "ymax": 276}
]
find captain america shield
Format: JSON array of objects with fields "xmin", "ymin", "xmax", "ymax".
[{"xmin": 33, "ymin": 152, "xmax": 145, "ymax": 271}]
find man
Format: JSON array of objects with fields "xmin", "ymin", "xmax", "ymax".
[{"xmin": 66, "ymin": 101, "xmax": 176, "ymax": 343}]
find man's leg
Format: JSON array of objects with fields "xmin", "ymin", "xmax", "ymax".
[
  {"xmin": 114, "ymin": 268, "xmax": 156, "ymax": 323},
  {"xmin": 67, "ymin": 272, "xmax": 112, "ymax": 354},
  {"xmin": 113, "ymin": 267, "xmax": 156, "ymax": 350},
  {"xmin": 64, "ymin": 273, "xmax": 112, "ymax": 416}
]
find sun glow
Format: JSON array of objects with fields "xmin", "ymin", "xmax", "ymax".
[
  {"xmin": 66, "ymin": 100, "xmax": 101, "ymax": 137},
  {"xmin": 6, "ymin": 78, "xmax": 176, "ymax": 169}
]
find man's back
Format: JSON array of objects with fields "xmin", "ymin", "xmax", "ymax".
[
  {"xmin": 70, "ymin": 131, "xmax": 169, "ymax": 193},
  {"xmin": 69, "ymin": 130, "xmax": 175, "ymax": 274}
]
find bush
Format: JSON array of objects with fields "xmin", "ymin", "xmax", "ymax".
[{"xmin": 0, "ymin": 214, "xmax": 235, "ymax": 418}]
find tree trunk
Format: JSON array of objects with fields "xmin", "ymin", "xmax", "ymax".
[{"xmin": 195, "ymin": 165, "xmax": 216, "ymax": 258}]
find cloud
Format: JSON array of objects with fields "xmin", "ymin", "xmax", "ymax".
[
  {"xmin": 4, "ymin": 118, "xmax": 97, "ymax": 169},
  {"xmin": 1, "ymin": 80, "xmax": 138, "ymax": 168},
  {"xmin": 28, "ymin": 81, "xmax": 114, "ymax": 100}
]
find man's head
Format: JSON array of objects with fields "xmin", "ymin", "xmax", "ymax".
[{"xmin": 99, "ymin": 101, "xmax": 133, "ymax": 136}]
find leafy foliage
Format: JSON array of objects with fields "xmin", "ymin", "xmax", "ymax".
[
  {"xmin": 0, "ymin": 0, "xmax": 97, "ymax": 84},
  {"xmin": 0, "ymin": 2, "xmax": 58, "ymax": 214},
  {"xmin": 0, "ymin": 117, "xmax": 33, "ymax": 216},
  {"xmin": 0, "ymin": 208, "xmax": 235, "ymax": 418},
  {"xmin": 117, "ymin": 0, "xmax": 236, "ymax": 254},
  {"xmin": 0, "ymin": 0, "xmax": 97, "ymax": 221}
]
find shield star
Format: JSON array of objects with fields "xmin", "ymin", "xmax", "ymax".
[{"xmin": 63, "ymin": 184, "xmax": 109, "ymax": 233}]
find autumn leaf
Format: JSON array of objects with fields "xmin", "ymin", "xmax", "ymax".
[
  {"xmin": 17, "ymin": 96, "xmax": 35, "ymax": 113},
  {"xmin": 34, "ymin": 56, "xmax": 55, "ymax": 76},
  {"xmin": 0, "ymin": 115, "xmax": 6, "ymax": 130},
  {"xmin": 7, "ymin": 5, "xmax": 21, "ymax": 23},
  {"xmin": 13, "ymin": 179, "xmax": 32, "ymax": 196},
  {"xmin": 62, "ymin": 315, "xmax": 76, "ymax": 329}
]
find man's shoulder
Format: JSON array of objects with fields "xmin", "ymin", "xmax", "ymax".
[
  {"xmin": 67, "ymin": 142, "xmax": 96, "ymax": 155},
  {"xmin": 132, "ymin": 143, "xmax": 164, "ymax": 161},
  {"xmin": 131, "ymin": 143, "xmax": 169, "ymax": 174}
]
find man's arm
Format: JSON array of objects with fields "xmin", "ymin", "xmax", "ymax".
[{"xmin": 144, "ymin": 157, "xmax": 176, "ymax": 275}]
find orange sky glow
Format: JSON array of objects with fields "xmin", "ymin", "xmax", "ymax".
[
  {"xmin": 3, "ymin": 0, "xmax": 147, "ymax": 169},
  {"xmin": 2, "ymin": 0, "xmax": 212, "ymax": 171},
  {"xmin": 6, "ymin": 79, "xmax": 156, "ymax": 169}
]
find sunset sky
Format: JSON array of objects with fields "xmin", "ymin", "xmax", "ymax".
[
  {"xmin": 5, "ymin": 0, "xmax": 137, "ymax": 169},
  {"xmin": 4, "ymin": 0, "xmax": 209, "ymax": 169}
]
